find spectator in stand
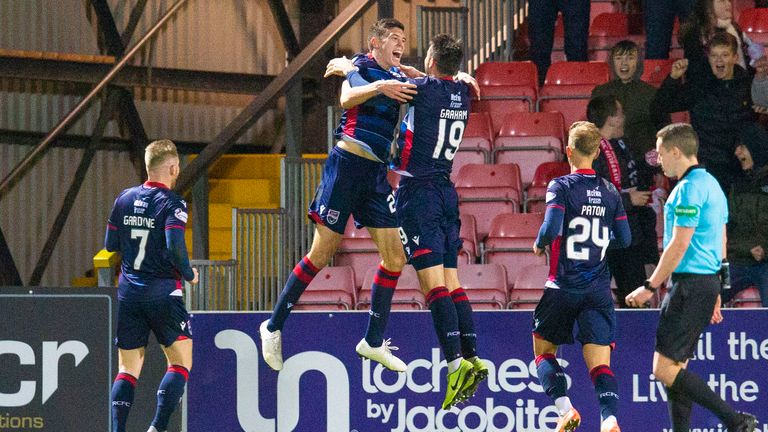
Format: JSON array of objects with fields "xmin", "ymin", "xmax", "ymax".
[
  {"xmin": 645, "ymin": 0, "xmax": 694, "ymax": 59},
  {"xmin": 528, "ymin": 0, "xmax": 590, "ymax": 86},
  {"xmin": 679, "ymin": 0, "xmax": 764, "ymax": 83},
  {"xmin": 592, "ymin": 40, "xmax": 669, "ymax": 164},
  {"xmin": 723, "ymin": 125, "xmax": 768, "ymax": 307},
  {"xmin": 651, "ymin": 32, "xmax": 757, "ymax": 192},
  {"xmin": 588, "ymin": 95, "xmax": 660, "ymax": 308}
]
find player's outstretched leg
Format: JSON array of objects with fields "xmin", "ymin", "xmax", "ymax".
[
  {"xmin": 590, "ymin": 365, "xmax": 620, "ymax": 432},
  {"xmin": 260, "ymin": 255, "xmax": 320, "ymax": 371},
  {"xmin": 148, "ymin": 365, "xmax": 188, "ymax": 432},
  {"xmin": 111, "ymin": 372, "xmax": 137, "ymax": 432},
  {"xmin": 426, "ymin": 286, "xmax": 475, "ymax": 409},
  {"xmin": 357, "ymin": 262, "xmax": 406, "ymax": 372},
  {"xmin": 536, "ymin": 353, "xmax": 580, "ymax": 431},
  {"xmin": 449, "ymin": 287, "xmax": 487, "ymax": 402}
]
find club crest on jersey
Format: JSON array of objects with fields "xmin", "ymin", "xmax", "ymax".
[
  {"xmin": 327, "ymin": 209, "xmax": 340, "ymax": 225},
  {"xmin": 174, "ymin": 208, "xmax": 188, "ymax": 223}
]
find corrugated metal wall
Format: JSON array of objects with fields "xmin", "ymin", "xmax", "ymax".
[
  {"xmin": 0, "ymin": 138, "xmax": 140, "ymax": 286},
  {"xmin": 0, "ymin": 0, "xmax": 297, "ymax": 285},
  {"xmin": 0, "ymin": 0, "xmax": 291, "ymax": 143}
]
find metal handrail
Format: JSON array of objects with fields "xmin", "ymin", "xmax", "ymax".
[{"xmin": 0, "ymin": 0, "xmax": 190, "ymax": 199}]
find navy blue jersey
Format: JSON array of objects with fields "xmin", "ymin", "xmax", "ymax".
[
  {"xmin": 543, "ymin": 169, "xmax": 629, "ymax": 292},
  {"xmin": 106, "ymin": 181, "xmax": 192, "ymax": 301},
  {"xmin": 334, "ymin": 53, "xmax": 407, "ymax": 162},
  {"xmin": 393, "ymin": 77, "xmax": 470, "ymax": 178}
]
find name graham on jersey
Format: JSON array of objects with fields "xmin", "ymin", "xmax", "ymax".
[
  {"xmin": 123, "ymin": 215, "xmax": 155, "ymax": 228},
  {"xmin": 440, "ymin": 108, "xmax": 468, "ymax": 120}
]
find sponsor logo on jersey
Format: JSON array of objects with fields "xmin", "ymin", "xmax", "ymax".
[
  {"xmin": 412, "ymin": 236, "xmax": 420, "ymax": 245},
  {"xmin": 175, "ymin": 208, "xmax": 188, "ymax": 223},
  {"xmin": 546, "ymin": 192, "xmax": 556, "ymax": 203},
  {"xmin": 327, "ymin": 209, "xmax": 340, "ymax": 225},
  {"xmin": 674, "ymin": 205, "xmax": 699, "ymax": 217}
]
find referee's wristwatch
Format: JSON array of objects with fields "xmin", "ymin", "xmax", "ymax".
[{"xmin": 643, "ymin": 279, "xmax": 658, "ymax": 293}]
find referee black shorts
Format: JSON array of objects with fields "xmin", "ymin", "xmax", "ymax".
[{"xmin": 655, "ymin": 273, "xmax": 720, "ymax": 362}]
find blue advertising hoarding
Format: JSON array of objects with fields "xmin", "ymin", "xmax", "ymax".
[{"xmin": 188, "ymin": 310, "xmax": 768, "ymax": 432}]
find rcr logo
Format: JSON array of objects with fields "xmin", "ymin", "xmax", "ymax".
[
  {"xmin": 0, "ymin": 340, "xmax": 89, "ymax": 407},
  {"xmin": 215, "ymin": 330, "xmax": 350, "ymax": 432}
]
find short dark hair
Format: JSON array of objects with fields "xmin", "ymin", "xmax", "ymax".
[
  {"xmin": 610, "ymin": 39, "xmax": 640, "ymax": 58},
  {"xmin": 587, "ymin": 94, "xmax": 620, "ymax": 128},
  {"xmin": 657, "ymin": 123, "xmax": 699, "ymax": 157},
  {"xmin": 368, "ymin": 18, "xmax": 405, "ymax": 50},
  {"xmin": 707, "ymin": 31, "xmax": 738, "ymax": 55},
  {"xmin": 428, "ymin": 33, "xmax": 463, "ymax": 76}
]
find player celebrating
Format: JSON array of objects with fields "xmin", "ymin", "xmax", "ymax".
[
  {"xmin": 105, "ymin": 139, "xmax": 198, "ymax": 432},
  {"xmin": 259, "ymin": 18, "xmax": 417, "ymax": 373},
  {"xmin": 392, "ymin": 33, "xmax": 488, "ymax": 410},
  {"xmin": 531, "ymin": 122, "xmax": 631, "ymax": 432}
]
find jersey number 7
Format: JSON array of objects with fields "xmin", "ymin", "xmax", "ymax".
[{"xmin": 131, "ymin": 229, "xmax": 149, "ymax": 270}]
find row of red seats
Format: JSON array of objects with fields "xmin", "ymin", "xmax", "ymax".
[
  {"xmin": 297, "ymin": 262, "xmax": 762, "ymax": 311},
  {"xmin": 294, "ymin": 263, "xmax": 550, "ymax": 311},
  {"xmin": 337, "ymin": 212, "xmax": 548, "ymax": 287},
  {"xmin": 457, "ymin": 111, "xmax": 564, "ymax": 186},
  {"xmin": 473, "ymin": 60, "xmax": 674, "ymax": 130}
]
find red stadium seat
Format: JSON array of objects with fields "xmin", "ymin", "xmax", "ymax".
[
  {"xmin": 453, "ymin": 112, "xmax": 493, "ymax": 182},
  {"xmin": 642, "ymin": 58, "xmax": 675, "ymax": 87},
  {"xmin": 539, "ymin": 62, "xmax": 610, "ymax": 128},
  {"xmin": 739, "ymin": 8, "xmax": 768, "ymax": 44},
  {"xmin": 455, "ymin": 163, "xmax": 523, "ymax": 239},
  {"xmin": 357, "ymin": 265, "xmax": 426, "ymax": 310},
  {"xmin": 589, "ymin": 13, "xmax": 630, "ymax": 61},
  {"xmin": 473, "ymin": 62, "xmax": 539, "ymax": 123},
  {"xmin": 509, "ymin": 264, "xmax": 549, "ymax": 309},
  {"xmin": 294, "ymin": 266, "xmax": 357, "ymax": 310},
  {"xmin": 458, "ymin": 264, "xmax": 509, "ymax": 309},
  {"xmin": 459, "ymin": 213, "xmax": 479, "ymax": 264},
  {"xmin": 493, "ymin": 112, "xmax": 565, "ymax": 186},
  {"xmin": 335, "ymin": 218, "xmax": 380, "ymax": 288},
  {"xmin": 483, "ymin": 213, "xmax": 547, "ymax": 285},
  {"xmin": 732, "ymin": 286, "xmax": 763, "ymax": 308},
  {"xmin": 525, "ymin": 161, "xmax": 571, "ymax": 212}
]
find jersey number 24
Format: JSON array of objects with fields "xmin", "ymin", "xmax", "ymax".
[{"xmin": 566, "ymin": 217, "xmax": 610, "ymax": 261}]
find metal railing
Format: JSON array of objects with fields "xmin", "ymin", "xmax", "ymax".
[
  {"xmin": 417, "ymin": 0, "xmax": 529, "ymax": 73},
  {"xmin": 417, "ymin": 6, "xmax": 469, "ymax": 71},
  {"xmin": 186, "ymin": 259, "xmax": 237, "ymax": 311},
  {"xmin": 282, "ymin": 157, "xmax": 326, "ymax": 271},
  {"xmin": 233, "ymin": 208, "xmax": 285, "ymax": 311}
]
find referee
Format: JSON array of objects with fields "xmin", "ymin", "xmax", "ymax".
[{"xmin": 625, "ymin": 124, "xmax": 758, "ymax": 431}]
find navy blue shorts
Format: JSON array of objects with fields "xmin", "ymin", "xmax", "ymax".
[
  {"xmin": 533, "ymin": 288, "xmax": 616, "ymax": 346},
  {"xmin": 395, "ymin": 177, "xmax": 461, "ymax": 270},
  {"xmin": 115, "ymin": 295, "xmax": 192, "ymax": 350},
  {"xmin": 308, "ymin": 147, "xmax": 397, "ymax": 234}
]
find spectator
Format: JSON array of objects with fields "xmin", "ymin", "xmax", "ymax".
[
  {"xmin": 592, "ymin": 40, "xmax": 669, "ymax": 162},
  {"xmin": 651, "ymin": 32, "xmax": 755, "ymax": 192},
  {"xmin": 724, "ymin": 124, "xmax": 768, "ymax": 307},
  {"xmin": 528, "ymin": 0, "xmax": 590, "ymax": 86},
  {"xmin": 679, "ymin": 0, "xmax": 764, "ymax": 82},
  {"xmin": 645, "ymin": 0, "xmax": 694, "ymax": 59},
  {"xmin": 588, "ymin": 95, "xmax": 660, "ymax": 307}
]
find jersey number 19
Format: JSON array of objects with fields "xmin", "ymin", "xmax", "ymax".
[{"xmin": 432, "ymin": 119, "xmax": 464, "ymax": 161}]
